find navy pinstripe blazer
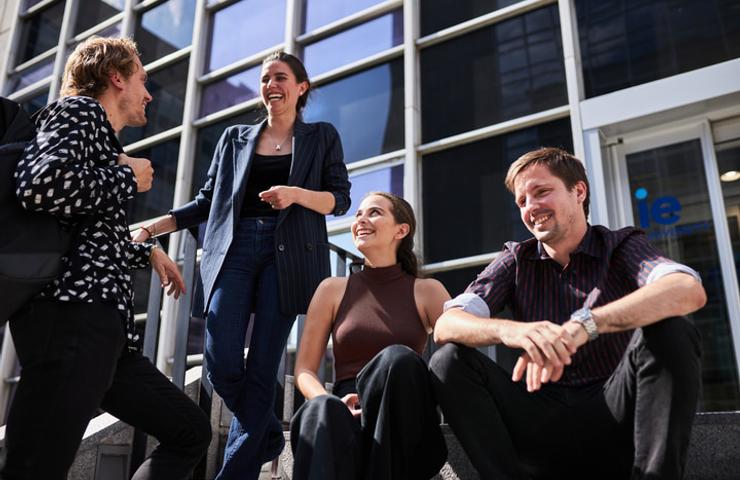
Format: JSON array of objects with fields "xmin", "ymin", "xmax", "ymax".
[{"xmin": 171, "ymin": 119, "xmax": 351, "ymax": 316}]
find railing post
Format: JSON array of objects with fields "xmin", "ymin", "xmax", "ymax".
[
  {"xmin": 141, "ymin": 241, "xmax": 164, "ymax": 363},
  {"xmin": 171, "ymin": 230, "xmax": 198, "ymax": 390}
]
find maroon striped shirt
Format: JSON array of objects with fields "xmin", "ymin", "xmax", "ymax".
[{"xmin": 466, "ymin": 225, "xmax": 677, "ymax": 386}]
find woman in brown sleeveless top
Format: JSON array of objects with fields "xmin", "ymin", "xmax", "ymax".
[{"xmin": 290, "ymin": 192, "xmax": 451, "ymax": 480}]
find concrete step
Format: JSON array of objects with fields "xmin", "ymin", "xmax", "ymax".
[{"xmin": 276, "ymin": 412, "xmax": 740, "ymax": 480}]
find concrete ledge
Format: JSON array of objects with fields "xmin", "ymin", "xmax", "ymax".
[
  {"xmin": 685, "ymin": 412, "xmax": 740, "ymax": 480},
  {"xmin": 277, "ymin": 413, "xmax": 740, "ymax": 480}
]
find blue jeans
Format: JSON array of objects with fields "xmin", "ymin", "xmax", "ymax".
[{"xmin": 205, "ymin": 217, "xmax": 294, "ymax": 480}]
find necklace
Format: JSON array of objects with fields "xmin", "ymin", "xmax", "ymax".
[{"xmin": 267, "ymin": 129, "xmax": 293, "ymax": 151}]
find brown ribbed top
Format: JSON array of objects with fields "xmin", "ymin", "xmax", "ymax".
[{"xmin": 331, "ymin": 263, "xmax": 427, "ymax": 383}]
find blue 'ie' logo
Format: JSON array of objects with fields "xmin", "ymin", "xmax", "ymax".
[{"xmin": 635, "ymin": 188, "xmax": 681, "ymax": 228}]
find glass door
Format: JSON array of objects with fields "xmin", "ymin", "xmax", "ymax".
[{"xmin": 614, "ymin": 123, "xmax": 740, "ymax": 411}]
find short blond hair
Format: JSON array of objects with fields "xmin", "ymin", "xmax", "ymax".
[{"xmin": 60, "ymin": 36, "xmax": 141, "ymax": 98}]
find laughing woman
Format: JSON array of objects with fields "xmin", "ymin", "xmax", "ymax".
[
  {"xmin": 290, "ymin": 192, "xmax": 450, "ymax": 480},
  {"xmin": 133, "ymin": 52, "xmax": 350, "ymax": 479}
]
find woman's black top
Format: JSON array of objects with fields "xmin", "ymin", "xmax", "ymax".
[{"xmin": 241, "ymin": 152, "xmax": 292, "ymax": 217}]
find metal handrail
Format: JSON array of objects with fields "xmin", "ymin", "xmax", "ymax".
[{"xmin": 129, "ymin": 229, "xmax": 361, "ymax": 474}]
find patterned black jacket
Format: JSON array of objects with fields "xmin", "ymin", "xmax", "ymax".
[{"xmin": 14, "ymin": 96, "xmax": 153, "ymax": 350}]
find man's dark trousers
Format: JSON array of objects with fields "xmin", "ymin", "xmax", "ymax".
[
  {"xmin": 430, "ymin": 317, "xmax": 702, "ymax": 480},
  {"xmin": 2, "ymin": 299, "xmax": 212, "ymax": 480}
]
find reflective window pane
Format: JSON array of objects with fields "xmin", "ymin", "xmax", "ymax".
[
  {"xmin": 576, "ymin": 0, "xmax": 740, "ymax": 98},
  {"xmin": 303, "ymin": 10, "xmax": 403, "ymax": 76},
  {"xmin": 199, "ymin": 64, "xmax": 261, "ymax": 117},
  {"xmin": 421, "ymin": 0, "xmax": 521, "ymax": 36},
  {"xmin": 8, "ymin": 58, "xmax": 53, "ymax": 92},
  {"xmin": 191, "ymin": 110, "xmax": 263, "ymax": 199},
  {"xmin": 134, "ymin": 0, "xmax": 196, "ymax": 65},
  {"xmin": 16, "ymin": 1, "xmax": 65, "ymax": 66},
  {"xmin": 333, "ymin": 165, "xmax": 404, "ymax": 222},
  {"xmin": 73, "ymin": 0, "xmax": 124, "ymax": 35},
  {"xmin": 432, "ymin": 265, "xmax": 486, "ymax": 297},
  {"xmin": 22, "ymin": 0, "xmax": 48, "ymax": 11},
  {"xmin": 420, "ymin": 5, "xmax": 566, "ymax": 143},
  {"xmin": 206, "ymin": 0, "xmax": 286, "ymax": 73},
  {"xmin": 303, "ymin": 60, "xmax": 404, "ymax": 164},
  {"xmin": 302, "ymin": 0, "xmax": 382, "ymax": 33},
  {"xmin": 20, "ymin": 91, "xmax": 49, "ymax": 115},
  {"xmin": 69, "ymin": 22, "xmax": 122, "ymax": 50},
  {"xmin": 626, "ymin": 140, "xmax": 739, "ymax": 411},
  {"xmin": 120, "ymin": 59, "xmax": 189, "ymax": 146},
  {"xmin": 422, "ymin": 118, "xmax": 572, "ymax": 263},
  {"xmin": 126, "ymin": 139, "xmax": 180, "ymax": 223}
]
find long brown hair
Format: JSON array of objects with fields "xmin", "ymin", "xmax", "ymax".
[
  {"xmin": 60, "ymin": 36, "xmax": 141, "ymax": 98},
  {"xmin": 366, "ymin": 192, "xmax": 420, "ymax": 278}
]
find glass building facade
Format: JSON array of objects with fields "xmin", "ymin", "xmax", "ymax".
[{"xmin": 1, "ymin": 0, "xmax": 739, "ymax": 412}]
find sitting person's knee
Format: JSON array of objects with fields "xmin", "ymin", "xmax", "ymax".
[
  {"xmin": 302, "ymin": 394, "xmax": 347, "ymax": 416},
  {"xmin": 641, "ymin": 316, "xmax": 702, "ymax": 371},
  {"xmin": 378, "ymin": 344, "xmax": 424, "ymax": 370},
  {"xmin": 644, "ymin": 316, "xmax": 700, "ymax": 350},
  {"xmin": 429, "ymin": 343, "xmax": 464, "ymax": 380}
]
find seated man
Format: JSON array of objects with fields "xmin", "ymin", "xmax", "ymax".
[{"xmin": 430, "ymin": 147, "xmax": 705, "ymax": 480}]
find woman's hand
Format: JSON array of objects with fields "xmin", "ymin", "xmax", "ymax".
[
  {"xmin": 150, "ymin": 247, "xmax": 187, "ymax": 299},
  {"xmin": 259, "ymin": 185, "xmax": 299, "ymax": 210},
  {"xmin": 341, "ymin": 393, "xmax": 362, "ymax": 418},
  {"xmin": 131, "ymin": 227, "xmax": 151, "ymax": 243}
]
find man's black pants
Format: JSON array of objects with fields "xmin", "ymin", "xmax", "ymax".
[
  {"xmin": 1, "ymin": 299, "xmax": 211, "ymax": 480},
  {"xmin": 430, "ymin": 317, "xmax": 702, "ymax": 480}
]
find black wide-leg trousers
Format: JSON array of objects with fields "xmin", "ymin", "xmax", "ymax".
[
  {"xmin": 291, "ymin": 344, "xmax": 448, "ymax": 480},
  {"xmin": 1, "ymin": 299, "xmax": 211, "ymax": 480},
  {"xmin": 429, "ymin": 317, "xmax": 702, "ymax": 480}
]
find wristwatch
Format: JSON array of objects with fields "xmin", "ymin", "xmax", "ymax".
[{"xmin": 570, "ymin": 307, "xmax": 599, "ymax": 341}]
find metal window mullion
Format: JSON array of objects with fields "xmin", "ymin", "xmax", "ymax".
[
  {"xmin": 403, "ymin": 0, "xmax": 420, "ymax": 250},
  {"xmin": 68, "ymin": 12, "xmax": 125, "ymax": 45},
  {"xmin": 558, "ymin": 0, "xmax": 585, "ymax": 160},
  {"xmin": 192, "ymin": 97, "xmax": 263, "ymax": 128},
  {"xmin": 416, "ymin": 0, "xmax": 556, "ymax": 49},
  {"xmin": 7, "ymin": 76, "xmax": 53, "ymax": 102},
  {"xmin": 20, "ymin": 0, "xmax": 57, "ymax": 17},
  {"xmin": 417, "ymin": 105, "xmax": 570, "ymax": 155},
  {"xmin": 120, "ymin": 0, "xmax": 138, "ymax": 39},
  {"xmin": 296, "ymin": 0, "xmax": 403, "ymax": 45},
  {"xmin": 136, "ymin": 0, "xmax": 168, "ymax": 12},
  {"xmin": 143, "ymin": 46, "xmax": 192, "ymax": 73},
  {"xmin": 345, "ymin": 149, "xmax": 405, "ymax": 173},
  {"xmin": 48, "ymin": 0, "xmax": 79, "ymax": 102},
  {"xmin": 197, "ymin": 43, "xmax": 286, "ymax": 84},
  {"xmin": 284, "ymin": 0, "xmax": 301, "ymax": 54},
  {"xmin": 582, "ymin": 128, "xmax": 610, "ymax": 226},
  {"xmin": 122, "ymin": 125, "xmax": 184, "ymax": 152},
  {"xmin": 154, "ymin": 0, "xmax": 209, "ymax": 373},
  {"xmin": 0, "ymin": 0, "xmax": 31, "ymax": 95},
  {"xmin": 9, "ymin": 47, "xmax": 57, "ymax": 75},
  {"xmin": 310, "ymin": 45, "xmax": 404, "ymax": 87},
  {"xmin": 422, "ymin": 252, "xmax": 500, "ymax": 275},
  {"xmin": 700, "ymin": 121, "xmax": 740, "ymax": 381}
]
